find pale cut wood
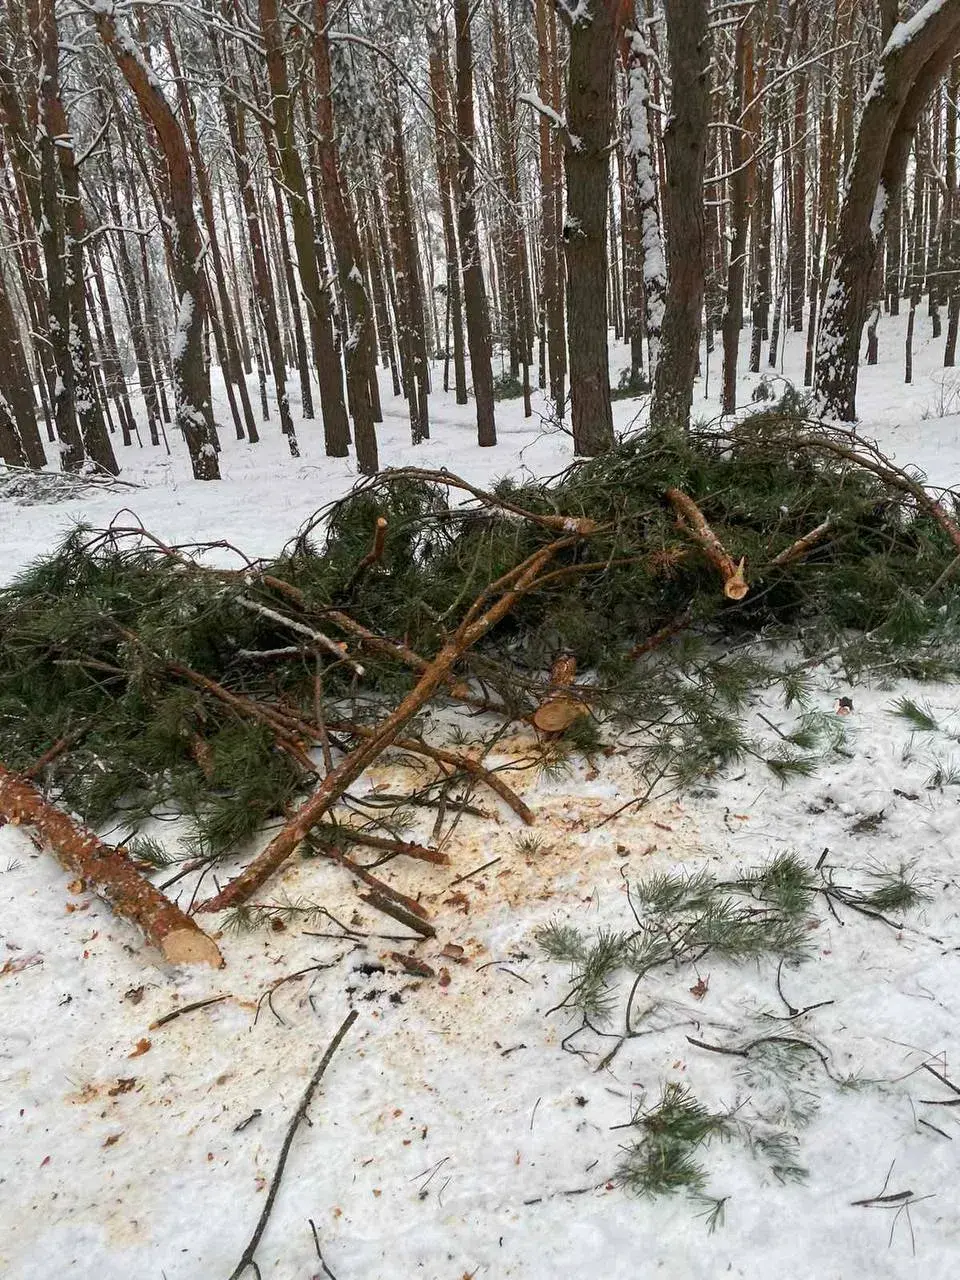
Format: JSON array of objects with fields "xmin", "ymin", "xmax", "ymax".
[{"xmin": 0, "ymin": 762, "xmax": 223, "ymax": 968}]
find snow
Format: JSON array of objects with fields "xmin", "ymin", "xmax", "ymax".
[
  {"xmin": 870, "ymin": 181, "xmax": 888, "ymax": 239},
  {"xmin": 170, "ymin": 292, "xmax": 195, "ymax": 363},
  {"xmin": 885, "ymin": 0, "xmax": 951, "ymax": 53},
  {"xmin": 5, "ymin": 318, "xmax": 960, "ymax": 1278}
]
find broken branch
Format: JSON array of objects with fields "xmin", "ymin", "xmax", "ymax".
[
  {"xmin": 0, "ymin": 762, "xmax": 223, "ymax": 967},
  {"xmin": 665, "ymin": 487, "xmax": 748, "ymax": 600}
]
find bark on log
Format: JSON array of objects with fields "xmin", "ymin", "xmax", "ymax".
[
  {"xmin": 0, "ymin": 763, "xmax": 223, "ymax": 966},
  {"xmin": 666, "ymin": 487, "xmax": 749, "ymax": 600}
]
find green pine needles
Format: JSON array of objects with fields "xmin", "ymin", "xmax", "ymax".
[
  {"xmin": 4, "ymin": 409, "xmax": 960, "ymax": 861},
  {"xmin": 617, "ymin": 1084, "xmax": 730, "ymax": 1196},
  {"xmin": 538, "ymin": 853, "xmax": 816, "ymax": 1027},
  {"xmin": 539, "ymin": 850, "xmax": 932, "ymax": 1217}
]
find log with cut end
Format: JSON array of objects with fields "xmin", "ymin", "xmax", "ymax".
[
  {"xmin": 531, "ymin": 653, "xmax": 588, "ymax": 733},
  {"xmin": 0, "ymin": 762, "xmax": 223, "ymax": 967},
  {"xmin": 665, "ymin": 487, "xmax": 749, "ymax": 600}
]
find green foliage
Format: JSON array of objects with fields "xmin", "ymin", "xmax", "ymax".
[
  {"xmin": 617, "ymin": 1084, "xmax": 729, "ymax": 1196},
  {"xmin": 890, "ymin": 695, "xmax": 939, "ymax": 732},
  {"xmin": 542, "ymin": 857, "xmax": 815, "ymax": 1026},
  {"xmin": 492, "ymin": 371, "xmax": 525, "ymax": 401},
  {"xmin": 4, "ymin": 418, "xmax": 960, "ymax": 852},
  {"xmin": 610, "ymin": 367, "xmax": 650, "ymax": 400},
  {"xmin": 863, "ymin": 861, "xmax": 930, "ymax": 913}
]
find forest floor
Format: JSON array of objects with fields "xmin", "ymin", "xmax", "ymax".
[{"xmin": 3, "ymin": 319, "xmax": 960, "ymax": 1279}]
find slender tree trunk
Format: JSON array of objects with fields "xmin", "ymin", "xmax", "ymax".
[
  {"xmin": 650, "ymin": 0, "xmax": 711, "ymax": 432},
  {"xmin": 556, "ymin": 0, "xmax": 625, "ymax": 455},
  {"xmin": 427, "ymin": 21, "xmax": 468, "ymax": 405},
  {"xmin": 96, "ymin": 9, "xmax": 219, "ymax": 479},
  {"xmin": 164, "ymin": 22, "xmax": 257, "ymax": 445},
  {"xmin": 814, "ymin": 1, "xmax": 960, "ymax": 420},
  {"xmin": 534, "ymin": 0, "xmax": 567, "ymax": 413},
  {"xmin": 386, "ymin": 89, "xmax": 431, "ymax": 445},
  {"xmin": 721, "ymin": 18, "xmax": 752, "ymax": 414},
  {"xmin": 32, "ymin": 0, "xmax": 118, "ymax": 473},
  {"xmin": 313, "ymin": 0, "xmax": 378, "ymax": 472},
  {"xmin": 257, "ymin": 0, "xmax": 349, "ymax": 456},
  {"xmin": 453, "ymin": 0, "xmax": 497, "ymax": 446},
  {"xmin": 625, "ymin": 28, "xmax": 666, "ymax": 378}
]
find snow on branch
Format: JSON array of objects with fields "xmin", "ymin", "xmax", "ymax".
[{"xmin": 517, "ymin": 91, "xmax": 582, "ymax": 150}]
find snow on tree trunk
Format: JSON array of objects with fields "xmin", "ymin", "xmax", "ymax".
[
  {"xmin": 94, "ymin": 6, "xmax": 220, "ymax": 480},
  {"xmin": 814, "ymin": 0, "xmax": 960, "ymax": 422},
  {"xmin": 625, "ymin": 28, "xmax": 666, "ymax": 378}
]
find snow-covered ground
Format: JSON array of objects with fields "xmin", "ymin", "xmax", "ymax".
[{"xmin": 3, "ymin": 319, "xmax": 960, "ymax": 1279}]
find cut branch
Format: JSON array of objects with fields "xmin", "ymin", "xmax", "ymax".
[
  {"xmin": 666, "ymin": 487, "xmax": 749, "ymax": 599},
  {"xmin": 768, "ymin": 518, "xmax": 834, "ymax": 568},
  {"xmin": 197, "ymin": 537, "xmax": 575, "ymax": 912},
  {"xmin": 0, "ymin": 762, "xmax": 223, "ymax": 967}
]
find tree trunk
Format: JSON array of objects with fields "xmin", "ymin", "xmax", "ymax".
[
  {"xmin": 95, "ymin": 10, "xmax": 220, "ymax": 479},
  {"xmin": 215, "ymin": 58, "xmax": 299, "ymax": 455},
  {"xmin": 650, "ymin": 0, "xmax": 711, "ymax": 432},
  {"xmin": 535, "ymin": 0, "xmax": 567, "ymax": 413},
  {"xmin": 453, "ymin": 0, "xmax": 497, "ymax": 446},
  {"xmin": 30, "ymin": 0, "xmax": 118, "ymax": 474},
  {"xmin": 814, "ymin": 0, "xmax": 960, "ymax": 421},
  {"xmin": 313, "ymin": 0, "xmax": 379, "ymax": 473},
  {"xmin": 428, "ymin": 20, "xmax": 468, "ymax": 406},
  {"xmin": 625, "ymin": 28, "xmax": 666, "ymax": 378},
  {"xmin": 0, "ymin": 763, "xmax": 222, "ymax": 967},
  {"xmin": 557, "ymin": 0, "xmax": 625, "ymax": 455},
  {"xmin": 257, "ymin": 0, "xmax": 349, "ymax": 456},
  {"xmin": 721, "ymin": 17, "xmax": 752, "ymax": 414},
  {"xmin": 386, "ymin": 89, "xmax": 431, "ymax": 446}
]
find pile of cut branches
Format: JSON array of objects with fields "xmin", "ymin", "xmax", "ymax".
[{"xmin": 3, "ymin": 409, "xmax": 960, "ymax": 962}]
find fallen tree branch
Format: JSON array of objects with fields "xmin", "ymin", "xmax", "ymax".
[
  {"xmin": 197, "ymin": 538, "xmax": 574, "ymax": 913},
  {"xmin": 767, "ymin": 517, "xmax": 834, "ymax": 568},
  {"xmin": 792, "ymin": 430, "xmax": 960, "ymax": 554},
  {"xmin": 666, "ymin": 487, "xmax": 748, "ymax": 600},
  {"xmin": 0, "ymin": 762, "xmax": 223, "ymax": 967},
  {"xmin": 329, "ymin": 720, "xmax": 535, "ymax": 825},
  {"xmin": 362, "ymin": 466, "xmax": 598, "ymax": 535},
  {"xmin": 342, "ymin": 514, "xmax": 388, "ymax": 596},
  {"xmin": 234, "ymin": 597, "xmax": 364, "ymax": 674},
  {"xmin": 226, "ymin": 1008, "xmax": 358, "ymax": 1280},
  {"xmin": 324, "ymin": 827, "xmax": 448, "ymax": 866},
  {"xmin": 360, "ymin": 891, "xmax": 436, "ymax": 937}
]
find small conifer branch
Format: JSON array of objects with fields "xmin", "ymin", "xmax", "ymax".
[
  {"xmin": 23, "ymin": 720, "xmax": 93, "ymax": 779},
  {"xmin": 320, "ymin": 827, "xmax": 448, "ymax": 866},
  {"xmin": 197, "ymin": 538, "xmax": 570, "ymax": 913},
  {"xmin": 360, "ymin": 891, "xmax": 436, "ymax": 937},
  {"xmin": 768, "ymin": 518, "xmax": 834, "ymax": 568},
  {"xmin": 329, "ymin": 720, "xmax": 535, "ymax": 824},
  {"xmin": 234, "ymin": 597, "xmax": 365, "ymax": 674},
  {"xmin": 166, "ymin": 662, "xmax": 318, "ymax": 775},
  {"xmin": 365, "ymin": 466, "xmax": 599, "ymax": 535},
  {"xmin": 226, "ymin": 1009, "xmax": 358, "ymax": 1280},
  {"xmin": 0, "ymin": 762, "xmax": 223, "ymax": 967},
  {"xmin": 320, "ymin": 609, "xmax": 476, "ymax": 702},
  {"xmin": 342, "ymin": 515, "xmax": 388, "ymax": 595},
  {"xmin": 317, "ymin": 844, "xmax": 432, "ymax": 921},
  {"xmin": 628, "ymin": 609, "xmax": 693, "ymax": 660},
  {"xmin": 792, "ymin": 430, "xmax": 960, "ymax": 554},
  {"xmin": 665, "ymin": 487, "xmax": 749, "ymax": 600}
]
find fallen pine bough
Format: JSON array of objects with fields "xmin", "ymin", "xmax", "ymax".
[
  {"xmin": 4, "ymin": 409, "xmax": 960, "ymax": 954},
  {"xmin": 0, "ymin": 763, "xmax": 223, "ymax": 966}
]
